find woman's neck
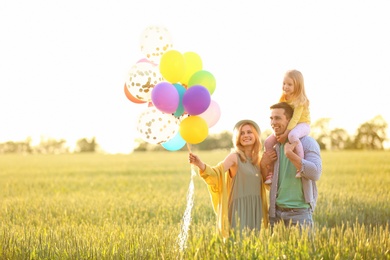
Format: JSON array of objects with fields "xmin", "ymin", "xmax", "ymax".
[{"xmin": 243, "ymin": 147, "xmax": 253, "ymax": 158}]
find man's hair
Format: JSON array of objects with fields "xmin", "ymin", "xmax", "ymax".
[{"xmin": 270, "ymin": 102, "xmax": 294, "ymax": 120}]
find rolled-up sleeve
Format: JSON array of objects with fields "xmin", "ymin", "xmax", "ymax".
[{"xmin": 300, "ymin": 137, "xmax": 322, "ymax": 181}]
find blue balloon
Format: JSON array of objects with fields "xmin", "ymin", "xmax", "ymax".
[
  {"xmin": 173, "ymin": 83, "xmax": 186, "ymax": 117},
  {"xmin": 162, "ymin": 132, "xmax": 186, "ymax": 151}
]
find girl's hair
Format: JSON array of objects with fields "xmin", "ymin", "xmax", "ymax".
[
  {"xmin": 281, "ymin": 69, "xmax": 310, "ymax": 109},
  {"xmin": 231, "ymin": 123, "xmax": 262, "ymax": 166}
]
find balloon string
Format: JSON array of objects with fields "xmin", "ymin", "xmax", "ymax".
[
  {"xmin": 186, "ymin": 143, "xmax": 192, "ymax": 153},
  {"xmin": 177, "ymin": 164, "xmax": 196, "ymax": 253}
]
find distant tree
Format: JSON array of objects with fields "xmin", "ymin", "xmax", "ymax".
[
  {"xmin": 197, "ymin": 131, "xmax": 232, "ymax": 150},
  {"xmin": 0, "ymin": 139, "xmax": 32, "ymax": 154},
  {"xmin": 215, "ymin": 131, "xmax": 233, "ymax": 150},
  {"xmin": 311, "ymin": 118, "xmax": 332, "ymax": 150},
  {"xmin": 34, "ymin": 137, "xmax": 68, "ymax": 154},
  {"xmin": 330, "ymin": 128, "xmax": 352, "ymax": 150},
  {"xmin": 133, "ymin": 138, "xmax": 171, "ymax": 152},
  {"xmin": 133, "ymin": 131, "xmax": 233, "ymax": 152},
  {"xmin": 261, "ymin": 129, "xmax": 273, "ymax": 147},
  {"xmin": 133, "ymin": 138, "xmax": 148, "ymax": 152},
  {"xmin": 354, "ymin": 115, "xmax": 388, "ymax": 150},
  {"xmin": 76, "ymin": 137, "xmax": 97, "ymax": 153}
]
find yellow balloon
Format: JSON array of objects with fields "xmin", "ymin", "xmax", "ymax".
[
  {"xmin": 159, "ymin": 50, "xmax": 185, "ymax": 83},
  {"xmin": 180, "ymin": 52, "xmax": 203, "ymax": 86},
  {"xmin": 179, "ymin": 116, "xmax": 209, "ymax": 144}
]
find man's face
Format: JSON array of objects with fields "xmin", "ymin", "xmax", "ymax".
[{"xmin": 270, "ymin": 108, "xmax": 289, "ymax": 136}]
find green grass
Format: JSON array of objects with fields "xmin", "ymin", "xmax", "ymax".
[{"xmin": 0, "ymin": 151, "xmax": 389, "ymax": 259}]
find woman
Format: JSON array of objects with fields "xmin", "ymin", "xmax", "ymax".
[{"xmin": 189, "ymin": 119, "xmax": 269, "ymax": 238}]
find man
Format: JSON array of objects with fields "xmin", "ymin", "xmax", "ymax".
[{"xmin": 260, "ymin": 102, "xmax": 322, "ymax": 228}]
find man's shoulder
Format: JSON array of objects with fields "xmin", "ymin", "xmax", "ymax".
[
  {"xmin": 301, "ymin": 135, "xmax": 320, "ymax": 147},
  {"xmin": 301, "ymin": 135, "xmax": 316, "ymax": 141}
]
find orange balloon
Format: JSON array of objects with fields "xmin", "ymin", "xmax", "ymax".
[{"xmin": 124, "ymin": 83, "xmax": 146, "ymax": 104}]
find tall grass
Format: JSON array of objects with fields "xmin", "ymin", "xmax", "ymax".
[{"xmin": 0, "ymin": 151, "xmax": 389, "ymax": 259}]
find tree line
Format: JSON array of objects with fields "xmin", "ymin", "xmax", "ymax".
[
  {"xmin": 0, "ymin": 137, "xmax": 97, "ymax": 154},
  {"xmin": 134, "ymin": 115, "xmax": 388, "ymax": 152},
  {"xmin": 0, "ymin": 115, "xmax": 387, "ymax": 154}
]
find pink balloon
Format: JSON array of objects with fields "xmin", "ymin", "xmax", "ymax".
[
  {"xmin": 199, "ymin": 100, "xmax": 221, "ymax": 128},
  {"xmin": 182, "ymin": 85, "xmax": 211, "ymax": 115},
  {"xmin": 137, "ymin": 58, "xmax": 157, "ymax": 66},
  {"xmin": 151, "ymin": 82, "xmax": 179, "ymax": 114}
]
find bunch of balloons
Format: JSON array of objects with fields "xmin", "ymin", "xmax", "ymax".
[{"xmin": 124, "ymin": 25, "xmax": 221, "ymax": 151}]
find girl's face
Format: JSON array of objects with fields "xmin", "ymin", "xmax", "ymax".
[
  {"xmin": 239, "ymin": 124, "xmax": 256, "ymax": 147},
  {"xmin": 282, "ymin": 76, "xmax": 295, "ymax": 97}
]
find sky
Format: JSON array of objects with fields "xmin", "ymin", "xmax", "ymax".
[{"xmin": 1, "ymin": 0, "xmax": 389, "ymax": 153}]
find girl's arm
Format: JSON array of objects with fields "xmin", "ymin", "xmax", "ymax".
[{"xmin": 287, "ymin": 105, "xmax": 304, "ymax": 130}]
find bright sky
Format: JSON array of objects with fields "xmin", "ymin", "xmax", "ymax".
[{"xmin": 1, "ymin": 0, "xmax": 389, "ymax": 153}]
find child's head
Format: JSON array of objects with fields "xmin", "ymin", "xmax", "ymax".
[{"xmin": 283, "ymin": 69, "xmax": 309, "ymax": 107}]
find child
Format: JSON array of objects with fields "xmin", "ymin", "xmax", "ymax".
[{"xmin": 264, "ymin": 69, "xmax": 311, "ymax": 184}]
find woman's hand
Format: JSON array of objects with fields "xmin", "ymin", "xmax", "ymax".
[
  {"xmin": 189, "ymin": 152, "xmax": 205, "ymax": 171},
  {"xmin": 260, "ymin": 150, "xmax": 277, "ymax": 180},
  {"xmin": 261, "ymin": 150, "xmax": 277, "ymax": 168}
]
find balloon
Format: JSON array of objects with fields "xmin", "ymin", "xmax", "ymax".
[
  {"xmin": 137, "ymin": 58, "xmax": 157, "ymax": 66},
  {"xmin": 151, "ymin": 82, "xmax": 179, "ymax": 114},
  {"xmin": 188, "ymin": 70, "xmax": 216, "ymax": 95},
  {"xmin": 161, "ymin": 131, "xmax": 186, "ymax": 151},
  {"xmin": 139, "ymin": 25, "xmax": 173, "ymax": 64},
  {"xmin": 198, "ymin": 100, "xmax": 221, "ymax": 128},
  {"xmin": 159, "ymin": 50, "xmax": 185, "ymax": 83},
  {"xmin": 137, "ymin": 106, "xmax": 179, "ymax": 144},
  {"xmin": 182, "ymin": 85, "xmax": 211, "ymax": 115},
  {"xmin": 173, "ymin": 83, "xmax": 186, "ymax": 117},
  {"xmin": 126, "ymin": 62, "xmax": 164, "ymax": 102},
  {"xmin": 180, "ymin": 52, "xmax": 203, "ymax": 86},
  {"xmin": 179, "ymin": 116, "xmax": 209, "ymax": 144},
  {"xmin": 124, "ymin": 83, "xmax": 146, "ymax": 104}
]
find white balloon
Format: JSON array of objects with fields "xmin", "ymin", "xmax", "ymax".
[
  {"xmin": 137, "ymin": 106, "xmax": 179, "ymax": 144},
  {"xmin": 126, "ymin": 62, "xmax": 164, "ymax": 102},
  {"xmin": 139, "ymin": 25, "xmax": 174, "ymax": 64}
]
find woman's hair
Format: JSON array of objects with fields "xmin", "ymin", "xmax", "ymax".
[
  {"xmin": 281, "ymin": 69, "xmax": 310, "ymax": 109},
  {"xmin": 231, "ymin": 123, "xmax": 262, "ymax": 166}
]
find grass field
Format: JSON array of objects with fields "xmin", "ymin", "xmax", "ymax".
[{"xmin": 0, "ymin": 151, "xmax": 389, "ymax": 259}]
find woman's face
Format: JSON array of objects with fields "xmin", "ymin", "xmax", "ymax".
[{"xmin": 239, "ymin": 124, "xmax": 256, "ymax": 147}]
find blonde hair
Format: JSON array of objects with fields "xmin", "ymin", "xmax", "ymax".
[
  {"xmin": 280, "ymin": 69, "xmax": 310, "ymax": 109},
  {"xmin": 231, "ymin": 123, "xmax": 262, "ymax": 166}
]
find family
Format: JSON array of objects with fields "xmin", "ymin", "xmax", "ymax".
[{"xmin": 188, "ymin": 69, "xmax": 322, "ymax": 238}]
